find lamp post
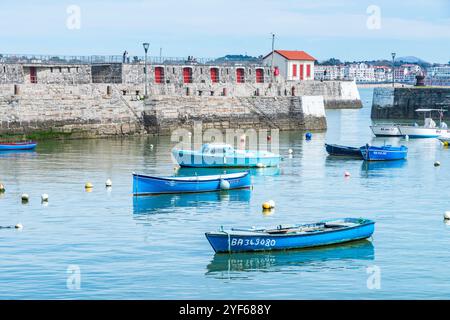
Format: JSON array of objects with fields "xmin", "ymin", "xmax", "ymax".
[
  {"xmin": 391, "ymin": 52, "xmax": 396, "ymax": 88},
  {"xmin": 270, "ymin": 33, "xmax": 275, "ymax": 83},
  {"xmin": 143, "ymin": 42, "xmax": 150, "ymax": 98}
]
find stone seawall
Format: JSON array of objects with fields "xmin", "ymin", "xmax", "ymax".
[
  {"xmin": 143, "ymin": 95, "xmax": 327, "ymax": 135},
  {"xmin": 371, "ymin": 87, "xmax": 450, "ymax": 119},
  {"xmin": 0, "ymin": 84, "xmax": 145, "ymax": 137}
]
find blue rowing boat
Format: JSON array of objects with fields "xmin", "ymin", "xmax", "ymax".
[
  {"xmin": 360, "ymin": 144, "xmax": 408, "ymax": 161},
  {"xmin": 132, "ymin": 171, "xmax": 251, "ymax": 196},
  {"xmin": 205, "ymin": 218, "xmax": 375, "ymax": 253},
  {"xmin": 172, "ymin": 143, "xmax": 280, "ymax": 168},
  {"xmin": 325, "ymin": 143, "xmax": 363, "ymax": 158},
  {"xmin": 0, "ymin": 141, "xmax": 37, "ymax": 151}
]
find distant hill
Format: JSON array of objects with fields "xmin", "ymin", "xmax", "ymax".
[
  {"xmin": 213, "ymin": 54, "xmax": 261, "ymax": 63},
  {"xmin": 395, "ymin": 56, "xmax": 429, "ymax": 64}
]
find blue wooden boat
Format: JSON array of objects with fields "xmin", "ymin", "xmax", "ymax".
[
  {"xmin": 0, "ymin": 141, "xmax": 37, "ymax": 151},
  {"xmin": 205, "ymin": 218, "xmax": 375, "ymax": 253},
  {"xmin": 325, "ymin": 143, "xmax": 363, "ymax": 158},
  {"xmin": 360, "ymin": 144, "xmax": 408, "ymax": 161},
  {"xmin": 172, "ymin": 143, "xmax": 280, "ymax": 168},
  {"xmin": 132, "ymin": 171, "xmax": 251, "ymax": 196}
]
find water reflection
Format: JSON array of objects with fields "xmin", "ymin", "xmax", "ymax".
[
  {"xmin": 133, "ymin": 189, "xmax": 252, "ymax": 214},
  {"xmin": 206, "ymin": 240, "xmax": 374, "ymax": 278},
  {"xmin": 0, "ymin": 150, "xmax": 37, "ymax": 158},
  {"xmin": 175, "ymin": 167, "xmax": 280, "ymax": 177},
  {"xmin": 360, "ymin": 160, "xmax": 407, "ymax": 177}
]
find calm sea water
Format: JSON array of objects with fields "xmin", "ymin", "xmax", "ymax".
[{"xmin": 2, "ymin": 88, "xmax": 450, "ymax": 299}]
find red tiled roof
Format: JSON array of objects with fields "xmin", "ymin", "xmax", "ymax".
[{"xmin": 270, "ymin": 50, "xmax": 316, "ymax": 61}]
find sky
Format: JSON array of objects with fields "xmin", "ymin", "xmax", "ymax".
[{"xmin": 0, "ymin": 0, "xmax": 449, "ymax": 63}]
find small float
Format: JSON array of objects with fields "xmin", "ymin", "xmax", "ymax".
[
  {"xmin": 132, "ymin": 171, "xmax": 251, "ymax": 196},
  {"xmin": 205, "ymin": 218, "xmax": 375, "ymax": 253},
  {"xmin": 0, "ymin": 141, "xmax": 37, "ymax": 151}
]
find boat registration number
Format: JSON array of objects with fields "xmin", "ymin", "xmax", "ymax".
[{"xmin": 231, "ymin": 238, "xmax": 276, "ymax": 247}]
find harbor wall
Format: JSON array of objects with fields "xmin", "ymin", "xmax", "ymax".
[
  {"xmin": 142, "ymin": 95, "xmax": 327, "ymax": 135},
  {"xmin": 371, "ymin": 87, "xmax": 450, "ymax": 119}
]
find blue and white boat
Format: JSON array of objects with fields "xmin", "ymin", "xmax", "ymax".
[
  {"xmin": 205, "ymin": 218, "xmax": 375, "ymax": 253},
  {"xmin": 397, "ymin": 108, "xmax": 448, "ymax": 138},
  {"xmin": 0, "ymin": 141, "xmax": 37, "ymax": 151},
  {"xmin": 172, "ymin": 143, "xmax": 280, "ymax": 168},
  {"xmin": 325, "ymin": 143, "xmax": 363, "ymax": 158},
  {"xmin": 132, "ymin": 171, "xmax": 251, "ymax": 196},
  {"xmin": 360, "ymin": 144, "xmax": 408, "ymax": 161}
]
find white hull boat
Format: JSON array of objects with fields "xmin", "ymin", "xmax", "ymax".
[{"xmin": 370, "ymin": 124, "xmax": 403, "ymax": 137}]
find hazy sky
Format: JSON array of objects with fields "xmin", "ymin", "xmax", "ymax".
[{"xmin": 1, "ymin": 0, "xmax": 449, "ymax": 63}]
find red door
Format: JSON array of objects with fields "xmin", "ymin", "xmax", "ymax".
[
  {"xmin": 236, "ymin": 68, "xmax": 244, "ymax": 83},
  {"xmin": 256, "ymin": 69, "xmax": 264, "ymax": 83},
  {"xmin": 30, "ymin": 67, "xmax": 37, "ymax": 83},
  {"xmin": 300, "ymin": 64, "xmax": 304, "ymax": 80},
  {"xmin": 306, "ymin": 64, "xmax": 311, "ymax": 78},
  {"xmin": 292, "ymin": 64, "xmax": 297, "ymax": 78},
  {"xmin": 183, "ymin": 67, "xmax": 192, "ymax": 83},
  {"xmin": 154, "ymin": 67, "xmax": 164, "ymax": 83},
  {"xmin": 210, "ymin": 68, "xmax": 219, "ymax": 83}
]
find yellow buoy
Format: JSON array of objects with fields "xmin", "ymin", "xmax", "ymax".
[
  {"xmin": 444, "ymin": 141, "xmax": 449, "ymax": 147},
  {"xmin": 262, "ymin": 208, "xmax": 274, "ymax": 216},
  {"xmin": 85, "ymin": 182, "xmax": 93, "ymax": 189},
  {"xmin": 262, "ymin": 202, "xmax": 271, "ymax": 209}
]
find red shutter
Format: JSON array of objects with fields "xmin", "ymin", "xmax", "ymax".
[
  {"xmin": 210, "ymin": 68, "xmax": 218, "ymax": 83},
  {"xmin": 155, "ymin": 67, "xmax": 164, "ymax": 83},
  {"xmin": 30, "ymin": 67, "xmax": 37, "ymax": 83},
  {"xmin": 236, "ymin": 68, "xmax": 244, "ymax": 83},
  {"xmin": 183, "ymin": 67, "xmax": 192, "ymax": 83},
  {"xmin": 256, "ymin": 69, "xmax": 264, "ymax": 83},
  {"xmin": 300, "ymin": 64, "xmax": 304, "ymax": 80},
  {"xmin": 306, "ymin": 64, "xmax": 311, "ymax": 78},
  {"xmin": 292, "ymin": 64, "xmax": 297, "ymax": 77}
]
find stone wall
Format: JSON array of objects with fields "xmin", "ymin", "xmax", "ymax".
[
  {"xmin": 371, "ymin": 87, "xmax": 450, "ymax": 119},
  {"xmin": 142, "ymin": 95, "xmax": 327, "ymax": 135},
  {"xmin": 0, "ymin": 83, "xmax": 145, "ymax": 137}
]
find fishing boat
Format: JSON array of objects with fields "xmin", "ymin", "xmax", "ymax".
[
  {"xmin": 172, "ymin": 143, "xmax": 280, "ymax": 168},
  {"xmin": 205, "ymin": 218, "xmax": 375, "ymax": 253},
  {"xmin": 0, "ymin": 141, "xmax": 37, "ymax": 151},
  {"xmin": 360, "ymin": 144, "xmax": 408, "ymax": 161},
  {"xmin": 370, "ymin": 123, "xmax": 403, "ymax": 137},
  {"xmin": 325, "ymin": 143, "xmax": 363, "ymax": 158},
  {"xmin": 397, "ymin": 108, "xmax": 448, "ymax": 138},
  {"xmin": 132, "ymin": 171, "xmax": 251, "ymax": 196}
]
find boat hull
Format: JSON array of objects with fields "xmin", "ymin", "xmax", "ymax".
[
  {"xmin": 360, "ymin": 145, "xmax": 408, "ymax": 161},
  {"xmin": 325, "ymin": 143, "xmax": 363, "ymax": 158},
  {"xmin": 0, "ymin": 142, "xmax": 37, "ymax": 151},
  {"xmin": 397, "ymin": 126, "xmax": 446, "ymax": 138},
  {"xmin": 370, "ymin": 125, "xmax": 403, "ymax": 137},
  {"xmin": 133, "ymin": 172, "xmax": 251, "ymax": 195},
  {"xmin": 172, "ymin": 150, "xmax": 280, "ymax": 168},
  {"xmin": 206, "ymin": 218, "xmax": 375, "ymax": 253}
]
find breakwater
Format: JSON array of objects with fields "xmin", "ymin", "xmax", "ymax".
[{"xmin": 371, "ymin": 87, "xmax": 450, "ymax": 120}]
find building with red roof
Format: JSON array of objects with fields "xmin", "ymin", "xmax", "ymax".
[{"xmin": 263, "ymin": 50, "xmax": 316, "ymax": 81}]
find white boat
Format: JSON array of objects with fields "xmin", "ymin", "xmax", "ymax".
[
  {"xmin": 397, "ymin": 109, "xmax": 448, "ymax": 138},
  {"xmin": 370, "ymin": 123, "xmax": 403, "ymax": 137}
]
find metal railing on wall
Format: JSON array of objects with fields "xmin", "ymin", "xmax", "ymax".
[{"xmin": 0, "ymin": 53, "xmax": 264, "ymax": 66}]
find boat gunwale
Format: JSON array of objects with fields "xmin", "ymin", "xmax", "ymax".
[
  {"xmin": 133, "ymin": 185, "xmax": 251, "ymax": 196},
  {"xmin": 132, "ymin": 171, "xmax": 249, "ymax": 182}
]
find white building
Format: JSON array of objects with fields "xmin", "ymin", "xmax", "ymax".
[
  {"xmin": 315, "ymin": 65, "xmax": 345, "ymax": 80},
  {"xmin": 426, "ymin": 65, "xmax": 450, "ymax": 86},
  {"xmin": 263, "ymin": 50, "xmax": 316, "ymax": 81}
]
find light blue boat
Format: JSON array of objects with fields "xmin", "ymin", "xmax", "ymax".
[
  {"xmin": 132, "ymin": 171, "xmax": 251, "ymax": 196},
  {"xmin": 172, "ymin": 143, "xmax": 280, "ymax": 168},
  {"xmin": 205, "ymin": 218, "xmax": 375, "ymax": 253},
  {"xmin": 360, "ymin": 144, "xmax": 408, "ymax": 161}
]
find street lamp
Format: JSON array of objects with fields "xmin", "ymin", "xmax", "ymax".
[
  {"xmin": 143, "ymin": 42, "xmax": 150, "ymax": 97},
  {"xmin": 391, "ymin": 52, "xmax": 396, "ymax": 88},
  {"xmin": 270, "ymin": 33, "xmax": 275, "ymax": 83}
]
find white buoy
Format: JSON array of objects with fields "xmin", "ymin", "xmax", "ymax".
[
  {"xmin": 444, "ymin": 211, "xmax": 450, "ymax": 220},
  {"xmin": 256, "ymin": 163, "xmax": 265, "ymax": 168},
  {"xmin": 15, "ymin": 223, "xmax": 23, "ymax": 229},
  {"xmin": 405, "ymin": 135, "xmax": 409, "ymax": 141},
  {"xmin": 344, "ymin": 171, "xmax": 351, "ymax": 177},
  {"xmin": 220, "ymin": 179, "xmax": 230, "ymax": 190},
  {"xmin": 105, "ymin": 179, "xmax": 112, "ymax": 187},
  {"xmin": 0, "ymin": 183, "xmax": 5, "ymax": 192},
  {"xmin": 267, "ymin": 200, "xmax": 275, "ymax": 208},
  {"xmin": 288, "ymin": 148, "xmax": 293, "ymax": 154},
  {"xmin": 150, "ymin": 144, "xmax": 154, "ymax": 150},
  {"xmin": 41, "ymin": 194, "xmax": 49, "ymax": 202},
  {"xmin": 21, "ymin": 193, "xmax": 29, "ymax": 202},
  {"xmin": 434, "ymin": 161, "xmax": 441, "ymax": 167}
]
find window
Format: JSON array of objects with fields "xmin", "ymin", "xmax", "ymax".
[
  {"xmin": 155, "ymin": 67, "xmax": 164, "ymax": 84},
  {"xmin": 236, "ymin": 68, "xmax": 244, "ymax": 83},
  {"xmin": 292, "ymin": 64, "xmax": 297, "ymax": 77},
  {"xmin": 256, "ymin": 69, "xmax": 264, "ymax": 83},
  {"xmin": 210, "ymin": 68, "xmax": 219, "ymax": 83},
  {"xmin": 306, "ymin": 64, "xmax": 311, "ymax": 78},
  {"xmin": 183, "ymin": 67, "xmax": 192, "ymax": 83},
  {"xmin": 300, "ymin": 64, "xmax": 304, "ymax": 80}
]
